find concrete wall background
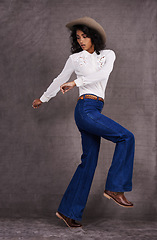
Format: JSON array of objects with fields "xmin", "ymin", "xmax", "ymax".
[{"xmin": 0, "ymin": 0, "xmax": 156, "ymax": 220}]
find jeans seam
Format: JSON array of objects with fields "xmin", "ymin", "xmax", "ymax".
[
  {"xmin": 78, "ymin": 100, "xmax": 121, "ymax": 137},
  {"xmin": 85, "ymin": 110, "xmax": 122, "ymax": 136}
]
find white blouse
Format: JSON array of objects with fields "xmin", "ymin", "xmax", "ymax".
[{"xmin": 40, "ymin": 49, "xmax": 116, "ymax": 102}]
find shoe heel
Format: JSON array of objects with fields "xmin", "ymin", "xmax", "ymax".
[
  {"xmin": 103, "ymin": 192, "xmax": 111, "ymax": 199},
  {"xmin": 56, "ymin": 212, "xmax": 62, "ymax": 219}
]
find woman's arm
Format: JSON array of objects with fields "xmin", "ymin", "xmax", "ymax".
[
  {"xmin": 39, "ymin": 56, "xmax": 75, "ymax": 102},
  {"xmin": 32, "ymin": 56, "xmax": 75, "ymax": 108},
  {"xmin": 74, "ymin": 50, "xmax": 116, "ymax": 87}
]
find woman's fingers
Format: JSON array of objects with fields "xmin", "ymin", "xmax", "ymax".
[
  {"xmin": 64, "ymin": 86, "xmax": 71, "ymax": 92},
  {"xmin": 60, "ymin": 84, "xmax": 69, "ymax": 94},
  {"xmin": 60, "ymin": 85, "xmax": 65, "ymax": 94},
  {"xmin": 60, "ymin": 81, "xmax": 75, "ymax": 94},
  {"xmin": 32, "ymin": 99, "xmax": 42, "ymax": 108}
]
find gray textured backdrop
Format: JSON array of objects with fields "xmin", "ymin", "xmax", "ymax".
[{"xmin": 0, "ymin": 0, "xmax": 156, "ymax": 221}]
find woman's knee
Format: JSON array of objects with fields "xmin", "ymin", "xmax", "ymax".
[
  {"xmin": 125, "ymin": 130, "xmax": 135, "ymax": 143},
  {"xmin": 119, "ymin": 129, "xmax": 135, "ymax": 143}
]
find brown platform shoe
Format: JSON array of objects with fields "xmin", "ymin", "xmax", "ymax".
[
  {"xmin": 103, "ymin": 190, "xmax": 133, "ymax": 208},
  {"xmin": 56, "ymin": 211, "xmax": 82, "ymax": 228}
]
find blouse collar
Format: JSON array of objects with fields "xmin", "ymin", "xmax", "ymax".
[{"xmin": 83, "ymin": 50, "xmax": 97, "ymax": 56}]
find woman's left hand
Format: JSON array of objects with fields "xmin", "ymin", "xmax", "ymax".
[{"xmin": 60, "ymin": 81, "xmax": 76, "ymax": 94}]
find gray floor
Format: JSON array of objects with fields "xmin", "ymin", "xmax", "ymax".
[{"xmin": 0, "ymin": 217, "xmax": 156, "ymax": 240}]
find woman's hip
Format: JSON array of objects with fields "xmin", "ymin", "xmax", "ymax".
[
  {"xmin": 74, "ymin": 98, "xmax": 103, "ymax": 126},
  {"xmin": 74, "ymin": 99, "xmax": 134, "ymax": 141}
]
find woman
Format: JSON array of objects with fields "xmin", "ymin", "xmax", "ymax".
[{"xmin": 32, "ymin": 17, "xmax": 135, "ymax": 228}]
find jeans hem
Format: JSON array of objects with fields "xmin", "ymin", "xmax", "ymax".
[
  {"xmin": 57, "ymin": 208, "xmax": 82, "ymax": 221},
  {"xmin": 105, "ymin": 186, "xmax": 132, "ymax": 192}
]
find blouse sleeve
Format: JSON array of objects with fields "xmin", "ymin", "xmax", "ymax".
[
  {"xmin": 74, "ymin": 50, "xmax": 116, "ymax": 87},
  {"xmin": 40, "ymin": 56, "xmax": 74, "ymax": 102}
]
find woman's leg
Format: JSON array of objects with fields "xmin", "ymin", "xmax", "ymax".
[{"xmin": 57, "ymin": 129, "xmax": 101, "ymax": 221}]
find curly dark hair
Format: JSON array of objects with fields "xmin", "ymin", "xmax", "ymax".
[{"xmin": 69, "ymin": 24, "xmax": 106, "ymax": 55}]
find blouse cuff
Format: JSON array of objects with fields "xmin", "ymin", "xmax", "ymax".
[
  {"xmin": 74, "ymin": 77, "xmax": 84, "ymax": 87},
  {"xmin": 40, "ymin": 95, "xmax": 50, "ymax": 103}
]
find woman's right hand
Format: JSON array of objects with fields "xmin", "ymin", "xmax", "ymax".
[{"xmin": 32, "ymin": 99, "xmax": 42, "ymax": 109}]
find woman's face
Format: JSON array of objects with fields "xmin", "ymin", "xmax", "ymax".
[{"xmin": 76, "ymin": 30, "xmax": 94, "ymax": 53}]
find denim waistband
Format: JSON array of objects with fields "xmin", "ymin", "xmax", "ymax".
[{"xmin": 77, "ymin": 94, "xmax": 104, "ymax": 102}]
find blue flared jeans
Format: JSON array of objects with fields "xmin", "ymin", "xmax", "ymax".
[{"xmin": 57, "ymin": 94, "xmax": 135, "ymax": 221}]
